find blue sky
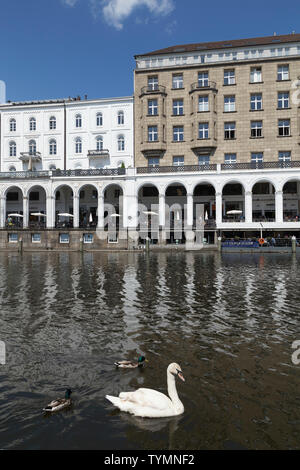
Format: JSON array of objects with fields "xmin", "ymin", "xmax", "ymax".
[{"xmin": 1, "ymin": 0, "xmax": 299, "ymax": 101}]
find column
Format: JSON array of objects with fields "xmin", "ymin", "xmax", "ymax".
[
  {"xmin": 0, "ymin": 196, "xmax": 6, "ymax": 228},
  {"xmin": 186, "ymin": 193, "xmax": 193, "ymax": 228},
  {"xmin": 275, "ymin": 190, "xmax": 283, "ymax": 223},
  {"xmin": 245, "ymin": 191, "xmax": 252, "ymax": 223},
  {"xmin": 23, "ymin": 196, "xmax": 29, "ymax": 229},
  {"xmin": 73, "ymin": 194, "xmax": 79, "ymax": 228},
  {"xmin": 46, "ymin": 196, "xmax": 54, "ymax": 228},
  {"xmin": 159, "ymin": 193, "xmax": 165, "ymax": 228},
  {"xmin": 215, "ymin": 192, "xmax": 222, "ymax": 225},
  {"xmin": 97, "ymin": 193, "xmax": 104, "ymax": 229}
]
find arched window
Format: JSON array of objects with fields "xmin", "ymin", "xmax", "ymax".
[
  {"xmin": 118, "ymin": 135, "xmax": 125, "ymax": 151},
  {"xmin": 9, "ymin": 166, "xmax": 16, "ymax": 172},
  {"xmin": 75, "ymin": 114, "xmax": 82, "ymax": 128},
  {"xmin": 29, "ymin": 139, "xmax": 36, "ymax": 154},
  {"xmin": 9, "ymin": 118, "xmax": 16, "ymax": 132},
  {"xmin": 75, "ymin": 137, "xmax": 82, "ymax": 154},
  {"xmin": 49, "ymin": 164, "xmax": 56, "ymax": 170},
  {"xmin": 96, "ymin": 136, "xmax": 103, "ymax": 151},
  {"xmin": 29, "ymin": 117, "xmax": 36, "ymax": 131},
  {"xmin": 75, "ymin": 162, "xmax": 82, "ymax": 169},
  {"xmin": 49, "ymin": 139, "xmax": 57, "ymax": 155},
  {"xmin": 49, "ymin": 116, "xmax": 56, "ymax": 130},
  {"xmin": 117, "ymin": 110, "xmax": 124, "ymax": 125},
  {"xmin": 9, "ymin": 141, "xmax": 16, "ymax": 157},
  {"xmin": 96, "ymin": 112, "xmax": 103, "ymax": 126}
]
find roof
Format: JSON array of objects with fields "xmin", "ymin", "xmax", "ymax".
[{"xmin": 135, "ymin": 33, "xmax": 300, "ymax": 58}]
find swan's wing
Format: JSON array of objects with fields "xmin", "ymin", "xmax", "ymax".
[{"xmin": 119, "ymin": 388, "xmax": 172, "ymax": 411}]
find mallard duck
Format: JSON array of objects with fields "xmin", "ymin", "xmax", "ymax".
[
  {"xmin": 114, "ymin": 355, "xmax": 148, "ymax": 369},
  {"xmin": 43, "ymin": 389, "xmax": 72, "ymax": 412},
  {"xmin": 106, "ymin": 362, "xmax": 185, "ymax": 418}
]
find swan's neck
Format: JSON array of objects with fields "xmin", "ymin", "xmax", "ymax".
[{"xmin": 167, "ymin": 372, "xmax": 183, "ymax": 411}]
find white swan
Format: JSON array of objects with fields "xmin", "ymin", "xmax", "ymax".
[{"xmin": 106, "ymin": 363, "xmax": 185, "ymax": 418}]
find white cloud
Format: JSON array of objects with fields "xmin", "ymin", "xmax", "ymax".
[
  {"xmin": 62, "ymin": 0, "xmax": 79, "ymax": 6},
  {"xmin": 93, "ymin": 0, "xmax": 175, "ymax": 29}
]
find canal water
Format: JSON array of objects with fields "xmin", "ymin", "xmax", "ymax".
[{"xmin": 0, "ymin": 251, "xmax": 299, "ymax": 450}]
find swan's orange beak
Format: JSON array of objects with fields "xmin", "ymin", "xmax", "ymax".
[{"xmin": 178, "ymin": 371, "xmax": 185, "ymax": 382}]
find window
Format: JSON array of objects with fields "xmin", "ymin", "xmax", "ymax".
[
  {"xmin": 29, "ymin": 139, "xmax": 36, "ymax": 154},
  {"xmin": 251, "ymin": 121, "xmax": 263, "ymax": 138},
  {"xmin": 83, "ymin": 233, "xmax": 94, "ymax": 244},
  {"xmin": 49, "ymin": 164, "xmax": 56, "ymax": 170},
  {"xmin": 96, "ymin": 112, "xmax": 103, "ymax": 126},
  {"xmin": 49, "ymin": 116, "xmax": 56, "ymax": 130},
  {"xmin": 32, "ymin": 233, "xmax": 41, "ymax": 243},
  {"xmin": 75, "ymin": 137, "xmax": 82, "ymax": 153},
  {"xmin": 9, "ymin": 118, "xmax": 16, "ymax": 132},
  {"xmin": 250, "ymin": 67, "xmax": 262, "ymax": 83},
  {"xmin": 198, "ymin": 72, "xmax": 209, "ymax": 87},
  {"xmin": 198, "ymin": 155, "xmax": 210, "ymax": 165},
  {"xmin": 117, "ymin": 110, "xmax": 124, "ymax": 125},
  {"xmin": 224, "ymin": 153, "xmax": 237, "ymax": 164},
  {"xmin": 251, "ymin": 152, "xmax": 263, "ymax": 164},
  {"xmin": 49, "ymin": 139, "xmax": 57, "ymax": 155},
  {"xmin": 8, "ymin": 233, "xmax": 18, "ymax": 243},
  {"xmin": 224, "ymin": 122, "xmax": 236, "ymax": 139},
  {"xmin": 250, "ymin": 93, "xmax": 262, "ymax": 110},
  {"xmin": 198, "ymin": 122, "xmax": 209, "ymax": 139},
  {"xmin": 278, "ymin": 119, "xmax": 290, "ymax": 136},
  {"xmin": 278, "ymin": 151, "xmax": 291, "ymax": 162},
  {"xmin": 118, "ymin": 135, "xmax": 125, "ymax": 151},
  {"xmin": 29, "ymin": 117, "xmax": 36, "ymax": 131},
  {"xmin": 148, "ymin": 99, "xmax": 158, "ymax": 115},
  {"xmin": 224, "ymin": 95, "xmax": 235, "ymax": 112},
  {"xmin": 173, "ymin": 99, "xmax": 184, "ymax": 115},
  {"xmin": 9, "ymin": 141, "xmax": 16, "ymax": 157},
  {"xmin": 172, "ymin": 74, "xmax": 183, "ymax": 89},
  {"xmin": 277, "ymin": 65, "xmax": 289, "ymax": 81},
  {"xmin": 173, "ymin": 126, "xmax": 184, "ymax": 141},
  {"xmin": 224, "ymin": 69, "xmax": 235, "ymax": 85},
  {"xmin": 9, "ymin": 166, "xmax": 16, "ymax": 172},
  {"xmin": 148, "ymin": 157, "xmax": 159, "ymax": 167},
  {"xmin": 148, "ymin": 126, "xmax": 158, "ymax": 142},
  {"xmin": 148, "ymin": 76, "xmax": 158, "ymax": 91},
  {"xmin": 75, "ymin": 114, "xmax": 82, "ymax": 128},
  {"xmin": 278, "ymin": 92, "xmax": 289, "ymax": 109},
  {"xmin": 59, "ymin": 233, "xmax": 70, "ymax": 244},
  {"xmin": 96, "ymin": 136, "xmax": 103, "ymax": 151},
  {"xmin": 198, "ymin": 95, "xmax": 209, "ymax": 112},
  {"xmin": 173, "ymin": 156, "xmax": 184, "ymax": 166}
]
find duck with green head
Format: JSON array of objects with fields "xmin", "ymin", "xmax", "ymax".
[
  {"xmin": 114, "ymin": 355, "xmax": 148, "ymax": 369},
  {"xmin": 43, "ymin": 389, "xmax": 72, "ymax": 412}
]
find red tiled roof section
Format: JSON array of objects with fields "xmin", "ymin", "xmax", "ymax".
[{"xmin": 135, "ymin": 33, "xmax": 300, "ymax": 57}]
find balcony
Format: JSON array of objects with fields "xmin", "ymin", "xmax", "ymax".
[
  {"xmin": 0, "ymin": 170, "xmax": 49, "ymax": 179},
  {"xmin": 52, "ymin": 168, "xmax": 126, "ymax": 177},
  {"xmin": 19, "ymin": 152, "xmax": 42, "ymax": 162},
  {"xmin": 137, "ymin": 164, "xmax": 217, "ymax": 174},
  {"xmin": 140, "ymin": 85, "xmax": 167, "ymax": 97},
  {"xmin": 87, "ymin": 149, "xmax": 110, "ymax": 158},
  {"xmin": 190, "ymin": 81, "xmax": 217, "ymax": 93}
]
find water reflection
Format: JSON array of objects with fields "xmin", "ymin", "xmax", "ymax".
[{"xmin": 0, "ymin": 252, "xmax": 300, "ymax": 449}]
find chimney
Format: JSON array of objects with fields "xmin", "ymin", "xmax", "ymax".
[{"xmin": 84, "ymin": 94, "xmax": 88, "ymax": 100}]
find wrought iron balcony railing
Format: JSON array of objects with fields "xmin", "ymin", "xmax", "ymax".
[
  {"xmin": 52, "ymin": 168, "xmax": 126, "ymax": 177},
  {"xmin": 87, "ymin": 149, "xmax": 110, "ymax": 158},
  {"xmin": 137, "ymin": 164, "xmax": 216, "ymax": 174}
]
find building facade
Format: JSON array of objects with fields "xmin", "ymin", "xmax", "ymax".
[{"xmin": 1, "ymin": 34, "xmax": 300, "ymax": 249}]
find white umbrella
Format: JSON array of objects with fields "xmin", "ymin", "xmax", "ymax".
[
  {"xmin": 31, "ymin": 212, "xmax": 46, "ymax": 217},
  {"xmin": 58, "ymin": 213, "xmax": 74, "ymax": 217},
  {"xmin": 143, "ymin": 211, "xmax": 158, "ymax": 215},
  {"xmin": 110, "ymin": 213, "xmax": 120, "ymax": 217},
  {"xmin": 205, "ymin": 211, "xmax": 208, "ymax": 220},
  {"xmin": 226, "ymin": 210, "xmax": 243, "ymax": 215},
  {"xmin": 8, "ymin": 213, "xmax": 24, "ymax": 217},
  {"xmin": 89, "ymin": 213, "xmax": 93, "ymax": 223}
]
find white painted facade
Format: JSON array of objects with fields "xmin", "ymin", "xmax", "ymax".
[{"xmin": 0, "ymin": 96, "xmax": 134, "ymax": 172}]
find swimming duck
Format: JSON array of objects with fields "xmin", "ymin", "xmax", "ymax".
[
  {"xmin": 114, "ymin": 355, "xmax": 148, "ymax": 369},
  {"xmin": 106, "ymin": 362, "xmax": 185, "ymax": 418},
  {"xmin": 43, "ymin": 389, "xmax": 72, "ymax": 412}
]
